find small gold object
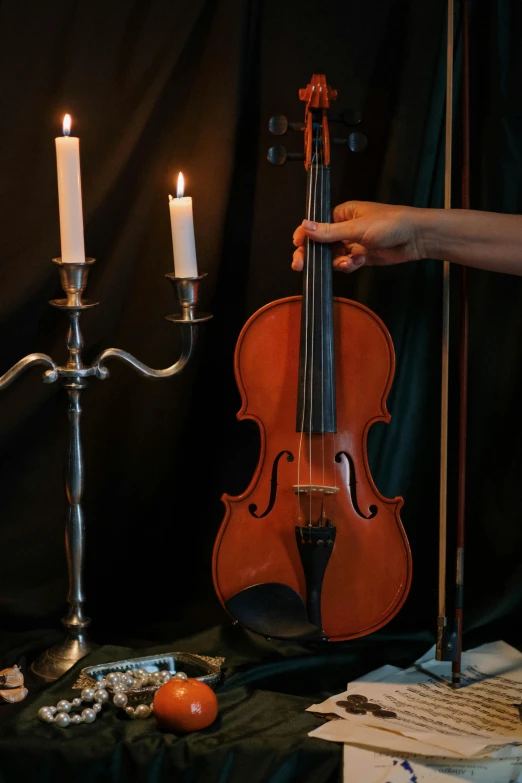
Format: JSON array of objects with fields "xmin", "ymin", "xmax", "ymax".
[
  {"xmin": 0, "ymin": 666, "xmax": 27, "ymax": 703},
  {"xmin": 0, "ymin": 686, "xmax": 28, "ymax": 703},
  {"xmin": 0, "ymin": 665, "xmax": 24, "ymax": 689}
]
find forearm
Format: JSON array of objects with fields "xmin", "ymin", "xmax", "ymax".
[{"xmin": 418, "ymin": 208, "xmax": 522, "ymax": 275}]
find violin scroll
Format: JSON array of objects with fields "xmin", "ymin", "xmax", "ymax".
[
  {"xmin": 300, "ymin": 73, "xmax": 336, "ymax": 167},
  {"xmin": 267, "ymin": 76, "xmax": 367, "ymax": 166},
  {"xmin": 298, "ymin": 74, "xmax": 338, "ymax": 108}
]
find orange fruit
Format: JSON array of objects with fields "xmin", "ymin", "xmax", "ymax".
[{"xmin": 153, "ymin": 677, "xmax": 218, "ymax": 733}]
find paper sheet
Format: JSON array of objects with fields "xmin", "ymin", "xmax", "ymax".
[
  {"xmin": 343, "ymin": 745, "xmax": 522, "ymax": 783},
  {"xmin": 342, "ymin": 745, "xmax": 522, "ymax": 782},
  {"xmin": 309, "ymin": 718, "xmax": 464, "ymax": 757},
  {"xmin": 309, "ymin": 662, "xmax": 465, "ymax": 757},
  {"xmin": 417, "ymin": 641, "xmax": 522, "ymax": 684},
  {"xmin": 308, "ymin": 641, "xmax": 522, "ymax": 757}
]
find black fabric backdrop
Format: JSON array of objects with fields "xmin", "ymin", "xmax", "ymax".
[{"xmin": 1, "ymin": 0, "xmax": 522, "ymax": 779}]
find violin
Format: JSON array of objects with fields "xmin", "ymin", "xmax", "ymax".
[{"xmin": 212, "ymin": 75, "xmax": 412, "ymax": 642}]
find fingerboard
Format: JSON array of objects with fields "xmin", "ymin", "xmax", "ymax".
[{"xmin": 296, "ymin": 164, "xmax": 336, "ymax": 433}]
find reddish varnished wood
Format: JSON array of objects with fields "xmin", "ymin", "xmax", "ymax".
[
  {"xmin": 300, "ymin": 74, "xmax": 336, "ymax": 168},
  {"xmin": 212, "ymin": 297, "xmax": 412, "ymax": 641},
  {"xmin": 298, "ymin": 74, "xmax": 338, "ymax": 108},
  {"xmin": 453, "ymin": 0, "xmax": 470, "ymax": 681}
]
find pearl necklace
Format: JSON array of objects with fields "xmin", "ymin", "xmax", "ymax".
[{"xmin": 38, "ymin": 668, "xmax": 188, "ymax": 727}]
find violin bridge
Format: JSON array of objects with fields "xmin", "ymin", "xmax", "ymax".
[{"xmin": 292, "ymin": 485, "xmax": 340, "ymax": 496}]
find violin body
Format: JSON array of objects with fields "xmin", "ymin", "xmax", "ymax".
[{"xmin": 212, "ymin": 295, "xmax": 412, "ymax": 641}]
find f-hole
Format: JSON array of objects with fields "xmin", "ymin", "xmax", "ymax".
[
  {"xmin": 335, "ymin": 451, "xmax": 378, "ymax": 520},
  {"xmin": 249, "ymin": 450, "xmax": 294, "ymax": 518}
]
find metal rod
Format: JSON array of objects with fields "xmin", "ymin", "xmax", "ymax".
[
  {"xmin": 452, "ymin": 0, "xmax": 470, "ymax": 688},
  {"xmin": 0, "ymin": 354, "xmax": 58, "ymax": 389},
  {"xmin": 437, "ymin": 0, "xmax": 454, "ymax": 661},
  {"xmin": 62, "ymin": 385, "xmax": 91, "ymax": 642},
  {"xmin": 31, "ymin": 273, "xmax": 97, "ymax": 681},
  {"xmin": 94, "ymin": 326, "xmax": 196, "ymax": 379},
  {"xmin": 61, "ymin": 307, "xmax": 90, "ymax": 648}
]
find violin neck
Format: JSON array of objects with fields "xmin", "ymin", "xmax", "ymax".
[{"xmin": 296, "ymin": 164, "xmax": 336, "ymax": 434}]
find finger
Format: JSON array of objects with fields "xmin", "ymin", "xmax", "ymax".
[
  {"xmin": 333, "ymin": 254, "xmax": 367, "ymax": 273},
  {"xmin": 292, "ymin": 246, "xmax": 305, "ymax": 271},
  {"xmin": 332, "ymin": 201, "xmax": 357, "ymax": 223},
  {"xmin": 333, "ymin": 242, "xmax": 367, "ymax": 260},
  {"xmin": 301, "ymin": 217, "xmax": 369, "ymax": 244},
  {"xmin": 346, "ymin": 242, "xmax": 367, "ymax": 257},
  {"xmin": 292, "ymin": 225, "xmax": 306, "ymax": 247}
]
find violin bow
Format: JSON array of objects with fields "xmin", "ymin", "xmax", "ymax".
[{"xmin": 436, "ymin": 0, "xmax": 470, "ymax": 688}]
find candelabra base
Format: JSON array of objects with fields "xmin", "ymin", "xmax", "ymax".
[{"xmin": 31, "ymin": 633, "xmax": 98, "ymax": 682}]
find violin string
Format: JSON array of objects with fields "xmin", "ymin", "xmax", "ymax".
[
  {"xmin": 320, "ymin": 142, "xmax": 325, "ymax": 526},
  {"xmin": 331, "ymin": 264, "xmax": 338, "ymax": 528},
  {"xmin": 326, "ymin": 143, "xmax": 338, "ymax": 525},
  {"xmin": 297, "ymin": 128, "xmax": 316, "ymax": 526},
  {"xmin": 309, "ymin": 120, "xmax": 320, "ymax": 527},
  {"xmin": 331, "ymin": 306, "xmax": 338, "ymax": 525}
]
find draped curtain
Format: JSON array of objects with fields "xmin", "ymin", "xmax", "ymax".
[{"xmin": 0, "ymin": 0, "xmax": 521, "ymax": 655}]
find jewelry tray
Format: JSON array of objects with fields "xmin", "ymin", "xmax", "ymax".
[{"xmin": 73, "ymin": 652, "xmax": 224, "ymax": 705}]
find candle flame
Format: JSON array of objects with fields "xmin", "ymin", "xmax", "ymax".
[
  {"xmin": 63, "ymin": 114, "xmax": 72, "ymax": 136},
  {"xmin": 177, "ymin": 172, "xmax": 184, "ymax": 198}
]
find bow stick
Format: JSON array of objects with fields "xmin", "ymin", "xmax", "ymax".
[
  {"xmin": 436, "ymin": 0, "xmax": 470, "ymax": 688},
  {"xmin": 454, "ymin": 0, "xmax": 470, "ymax": 688}
]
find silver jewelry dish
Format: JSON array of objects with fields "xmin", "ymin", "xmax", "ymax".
[{"xmin": 74, "ymin": 652, "xmax": 224, "ymax": 705}]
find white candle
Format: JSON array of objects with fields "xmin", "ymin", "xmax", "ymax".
[
  {"xmin": 55, "ymin": 114, "xmax": 86, "ymax": 263},
  {"xmin": 169, "ymin": 172, "xmax": 198, "ymax": 277}
]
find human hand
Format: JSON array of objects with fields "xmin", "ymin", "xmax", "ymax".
[{"xmin": 292, "ymin": 201, "xmax": 427, "ymax": 273}]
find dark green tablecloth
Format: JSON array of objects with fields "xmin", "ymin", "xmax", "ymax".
[{"xmin": 0, "ymin": 624, "xmax": 437, "ymax": 782}]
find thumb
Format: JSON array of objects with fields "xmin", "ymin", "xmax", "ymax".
[{"xmin": 302, "ymin": 218, "xmax": 368, "ymax": 245}]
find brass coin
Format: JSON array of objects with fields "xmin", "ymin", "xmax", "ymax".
[
  {"xmin": 336, "ymin": 700, "xmax": 368, "ymax": 714},
  {"xmin": 373, "ymin": 709, "xmax": 397, "ymax": 718},
  {"xmin": 346, "ymin": 694, "xmax": 368, "ymax": 704}
]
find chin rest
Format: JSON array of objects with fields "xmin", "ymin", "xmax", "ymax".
[{"xmin": 225, "ymin": 582, "xmax": 323, "ymax": 641}]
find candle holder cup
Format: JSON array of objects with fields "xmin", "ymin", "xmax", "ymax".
[
  {"xmin": 0, "ymin": 258, "xmax": 212, "ymax": 682},
  {"xmin": 165, "ymin": 273, "xmax": 213, "ymax": 324}
]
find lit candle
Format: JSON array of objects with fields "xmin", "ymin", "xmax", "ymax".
[
  {"xmin": 55, "ymin": 114, "xmax": 85, "ymax": 263},
  {"xmin": 169, "ymin": 173, "xmax": 198, "ymax": 278}
]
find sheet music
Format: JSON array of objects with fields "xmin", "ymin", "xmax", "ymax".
[{"xmin": 308, "ymin": 641, "xmax": 522, "ymax": 758}]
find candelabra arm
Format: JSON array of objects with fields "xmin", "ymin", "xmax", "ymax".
[
  {"xmin": 93, "ymin": 324, "xmax": 196, "ymax": 380},
  {"xmin": 0, "ymin": 353, "xmax": 58, "ymax": 390}
]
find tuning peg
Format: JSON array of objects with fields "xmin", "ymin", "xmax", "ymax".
[
  {"xmin": 330, "ymin": 109, "xmax": 362, "ymax": 126},
  {"xmin": 269, "ymin": 115, "xmax": 288, "ymax": 135},
  {"xmin": 332, "ymin": 132, "xmax": 368, "ymax": 152},
  {"xmin": 268, "ymin": 145, "xmax": 287, "ymax": 165},
  {"xmin": 268, "ymin": 115, "xmax": 305, "ymax": 135},
  {"xmin": 267, "ymin": 146, "xmax": 305, "ymax": 165}
]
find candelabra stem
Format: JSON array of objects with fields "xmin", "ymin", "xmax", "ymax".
[
  {"xmin": 31, "ymin": 291, "xmax": 97, "ymax": 681},
  {"xmin": 63, "ymin": 386, "xmax": 89, "ymax": 631}
]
